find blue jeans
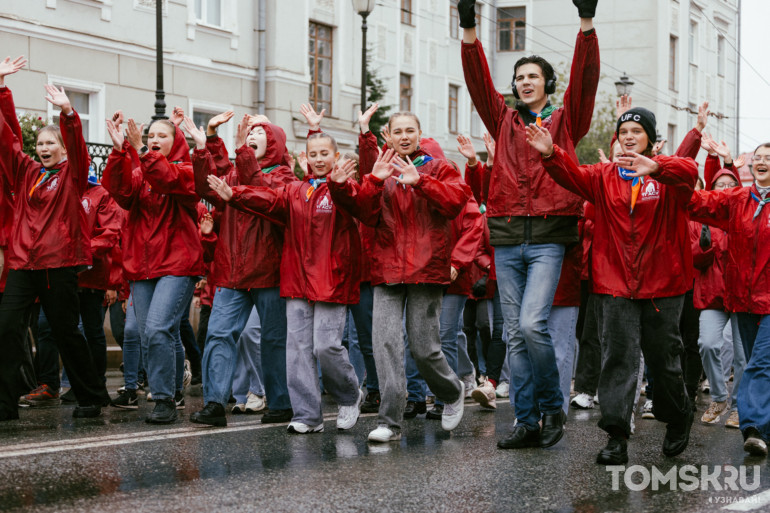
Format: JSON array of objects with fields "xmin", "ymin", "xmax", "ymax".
[
  {"xmin": 349, "ymin": 283, "xmax": 378, "ymax": 392},
  {"xmin": 549, "ymin": 305, "xmax": 578, "ymax": 416},
  {"xmin": 231, "ymin": 307, "xmax": 265, "ymax": 404},
  {"xmin": 495, "ymin": 243, "xmax": 565, "ymax": 429},
  {"xmin": 122, "ymin": 295, "xmax": 142, "ymax": 390},
  {"xmin": 735, "ymin": 313, "xmax": 770, "ymax": 440},
  {"xmin": 698, "ymin": 310, "xmax": 745, "ymax": 410},
  {"xmin": 202, "ymin": 287, "xmax": 290, "ymax": 410},
  {"xmin": 131, "ymin": 276, "xmax": 196, "ymax": 401}
]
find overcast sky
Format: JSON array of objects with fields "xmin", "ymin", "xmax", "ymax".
[{"xmin": 738, "ymin": 0, "xmax": 770, "ymax": 154}]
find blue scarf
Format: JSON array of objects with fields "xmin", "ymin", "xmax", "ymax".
[
  {"xmin": 306, "ymin": 177, "xmax": 326, "ymax": 201},
  {"xmin": 618, "ymin": 166, "xmax": 644, "ymax": 214},
  {"xmin": 750, "ymin": 191, "xmax": 770, "ymax": 220}
]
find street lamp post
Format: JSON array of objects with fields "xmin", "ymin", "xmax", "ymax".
[
  {"xmin": 614, "ymin": 73, "xmax": 634, "ymax": 97},
  {"xmin": 352, "ymin": 0, "xmax": 376, "ymax": 114},
  {"xmin": 152, "ymin": 0, "xmax": 167, "ymax": 120}
]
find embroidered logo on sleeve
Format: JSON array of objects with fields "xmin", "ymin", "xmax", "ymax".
[
  {"xmin": 640, "ymin": 181, "xmax": 660, "ymax": 202},
  {"xmin": 81, "ymin": 197, "xmax": 92, "ymax": 214},
  {"xmin": 316, "ymin": 194, "xmax": 333, "ymax": 213}
]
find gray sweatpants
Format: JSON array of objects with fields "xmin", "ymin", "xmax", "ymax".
[
  {"xmin": 286, "ymin": 299, "xmax": 360, "ymax": 426},
  {"xmin": 373, "ymin": 284, "xmax": 462, "ymax": 430}
]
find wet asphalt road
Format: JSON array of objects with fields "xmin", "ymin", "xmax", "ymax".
[{"xmin": 1, "ymin": 372, "xmax": 769, "ymax": 513}]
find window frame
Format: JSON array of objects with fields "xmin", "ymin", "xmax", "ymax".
[
  {"xmin": 187, "ymin": 98, "xmax": 235, "ymax": 153},
  {"xmin": 308, "ymin": 21, "xmax": 334, "ymax": 116},
  {"xmin": 448, "ymin": 84, "xmax": 459, "ymax": 134},
  {"xmin": 400, "ymin": 73, "xmax": 413, "ymax": 112},
  {"xmin": 401, "ymin": 0, "xmax": 413, "ymax": 26},
  {"xmin": 497, "ymin": 7, "xmax": 526, "ymax": 53},
  {"xmin": 669, "ymin": 35, "xmax": 679, "ymax": 92},
  {"xmin": 46, "ymin": 75, "xmax": 105, "ymax": 143},
  {"xmin": 194, "ymin": 0, "xmax": 224, "ymax": 28}
]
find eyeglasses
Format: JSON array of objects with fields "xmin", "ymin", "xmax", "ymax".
[
  {"xmin": 752, "ymin": 155, "xmax": 770, "ymax": 163},
  {"xmin": 713, "ymin": 182, "xmax": 739, "ymax": 189}
]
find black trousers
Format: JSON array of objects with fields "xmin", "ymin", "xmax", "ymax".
[
  {"xmin": 574, "ymin": 292, "xmax": 601, "ymax": 395},
  {"xmin": 0, "ymin": 268, "xmax": 108, "ymax": 416},
  {"xmin": 680, "ymin": 289, "xmax": 702, "ymax": 402}
]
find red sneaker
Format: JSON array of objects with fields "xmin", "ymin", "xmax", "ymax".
[{"xmin": 19, "ymin": 384, "xmax": 61, "ymax": 407}]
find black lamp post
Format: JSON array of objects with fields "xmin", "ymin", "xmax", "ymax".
[
  {"xmin": 352, "ymin": 0, "xmax": 376, "ymax": 114},
  {"xmin": 614, "ymin": 73, "xmax": 634, "ymax": 97},
  {"xmin": 152, "ymin": 0, "xmax": 167, "ymax": 120}
]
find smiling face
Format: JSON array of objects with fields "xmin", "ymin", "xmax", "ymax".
[
  {"xmin": 753, "ymin": 146, "xmax": 770, "ymax": 187},
  {"xmin": 617, "ymin": 121, "xmax": 650, "ymax": 155},
  {"xmin": 36, "ymin": 127, "xmax": 66, "ymax": 169},
  {"xmin": 306, "ymin": 137, "xmax": 339, "ymax": 178},
  {"xmin": 389, "ymin": 115, "xmax": 422, "ymax": 157},
  {"xmin": 246, "ymin": 126, "xmax": 268, "ymax": 160},
  {"xmin": 514, "ymin": 63, "xmax": 548, "ymax": 109},
  {"xmin": 147, "ymin": 121, "xmax": 175, "ymax": 157}
]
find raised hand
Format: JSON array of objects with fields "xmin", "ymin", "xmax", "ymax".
[
  {"xmin": 700, "ymin": 132, "xmax": 716, "ymax": 155},
  {"xmin": 299, "ymin": 103, "xmax": 325, "ymax": 131},
  {"xmin": 235, "ymin": 114, "xmax": 251, "ymax": 148},
  {"xmin": 652, "ymin": 140, "xmax": 666, "ymax": 156},
  {"xmin": 199, "ymin": 212, "xmax": 214, "ymax": 234},
  {"xmin": 598, "ymin": 148, "xmax": 610, "ymax": 164},
  {"xmin": 391, "ymin": 155, "xmax": 420, "ymax": 186},
  {"xmin": 297, "ymin": 151, "xmax": 308, "ymax": 177},
  {"xmin": 111, "ymin": 110, "xmax": 124, "ymax": 128},
  {"xmin": 0, "ymin": 55, "xmax": 26, "ymax": 85},
  {"xmin": 207, "ymin": 109, "xmax": 234, "ymax": 136},
  {"xmin": 106, "ymin": 118, "xmax": 125, "ymax": 150},
  {"xmin": 457, "ymin": 0, "xmax": 477, "ymax": 28},
  {"xmin": 182, "ymin": 116, "xmax": 207, "ymax": 150},
  {"xmin": 483, "ymin": 132, "xmax": 496, "ymax": 167},
  {"xmin": 380, "ymin": 125, "xmax": 391, "ymax": 147},
  {"xmin": 456, "ymin": 134, "xmax": 478, "ymax": 164},
  {"xmin": 709, "ymin": 139, "xmax": 733, "ymax": 163},
  {"xmin": 285, "ymin": 152, "xmax": 296, "ymax": 173},
  {"xmin": 573, "ymin": 0, "xmax": 598, "ymax": 18},
  {"xmin": 329, "ymin": 158, "xmax": 357, "ymax": 184},
  {"xmin": 126, "ymin": 118, "xmax": 145, "ymax": 152},
  {"xmin": 44, "ymin": 84, "xmax": 72, "ymax": 115},
  {"xmin": 170, "ymin": 106, "xmax": 185, "ymax": 127},
  {"xmin": 525, "ymin": 124, "xmax": 554, "ymax": 156},
  {"xmin": 615, "ymin": 151, "xmax": 660, "ymax": 177},
  {"xmin": 248, "ymin": 114, "xmax": 270, "ymax": 127},
  {"xmin": 733, "ymin": 155, "xmax": 745, "ymax": 169},
  {"xmin": 207, "ymin": 174, "xmax": 233, "ymax": 201},
  {"xmin": 372, "ymin": 148, "xmax": 396, "ymax": 181},
  {"xmin": 696, "ymin": 101, "xmax": 710, "ymax": 133},
  {"xmin": 358, "ymin": 103, "xmax": 379, "ymax": 134},
  {"xmin": 616, "ymin": 95, "xmax": 632, "ymax": 119}
]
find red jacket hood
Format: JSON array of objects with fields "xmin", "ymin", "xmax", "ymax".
[
  {"xmin": 708, "ymin": 168, "xmax": 741, "ymax": 191},
  {"xmin": 255, "ymin": 123, "xmax": 288, "ymax": 169},
  {"xmin": 168, "ymin": 125, "xmax": 192, "ymax": 163}
]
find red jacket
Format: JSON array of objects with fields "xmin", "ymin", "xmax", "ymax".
[
  {"xmin": 543, "ymin": 145, "xmax": 697, "ymax": 299},
  {"xmin": 0, "ymin": 87, "xmax": 21, "ymax": 250},
  {"xmin": 688, "ymin": 184, "xmax": 770, "ymax": 314},
  {"xmin": 465, "ymin": 161, "xmax": 491, "ymax": 207},
  {"xmin": 446, "ymin": 197, "xmax": 484, "ymax": 296},
  {"xmin": 229, "ymin": 178, "xmax": 361, "ymax": 304},
  {"xmin": 329, "ymin": 139, "xmax": 471, "ymax": 286},
  {"xmin": 689, "ymin": 220, "xmax": 728, "ymax": 311},
  {"xmin": 78, "ymin": 185, "xmax": 124, "ymax": 290},
  {"xmin": 102, "ymin": 141, "xmax": 203, "ymax": 281},
  {"xmin": 553, "ymin": 241, "xmax": 582, "ymax": 306},
  {"xmin": 0, "ymin": 102, "xmax": 92, "ymax": 271},
  {"xmin": 580, "ymin": 201, "xmax": 595, "ymax": 283},
  {"xmin": 469, "ymin": 221, "xmax": 496, "ymax": 300},
  {"xmin": 193, "ymin": 125, "xmax": 296, "ymax": 290},
  {"xmin": 461, "ymin": 30, "xmax": 599, "ymax": 218}
]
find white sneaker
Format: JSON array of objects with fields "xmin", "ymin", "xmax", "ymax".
[
  {"xmin": 700, "ymin": 379, "xmax": 710, "ymax": 394},
  {"xmin": 570, "ymin": 393, "xmax": 595, "ymax": 410},
  {"xmin": 462, "ymin": 374, "xmax": 477, "ymax": 398},
  {"xmin": 641, "ymin": 399, "xmax": 655, "ymax": 419},
  {"xmin": 231, "ymin": 403, "xmax": 246, "ymax": 414},
  {"xmin": 244, "ymin": 392, "xmax": 266, "ymax": 413},
  {"xmin": 593, "ymin": 394, "xmax": 600, "ymax": 405},
  {"xmin": 495, "ymin": 381, "xmax": 509, "ymax": 398},
  {"xmin": 471, "ymin": 380, "xmax": 497, "ymax": 409},
  {"xmin": 337, "ymin": 389, "xmax": 364, "ymax": 430},
  {"xmin": 183, "ymin": 360, "xmax": 192, "ymax": 388},
  {"xmin": 441, "ymin": 380, "xmax": 465, "ymax": 431},
  {"xmin": 287, "ymin": 421, "xmax": 324, "ymax": 434},
  {"xmin": 368, "ymin": 424, "xmax": 401, "ymax": 442}
]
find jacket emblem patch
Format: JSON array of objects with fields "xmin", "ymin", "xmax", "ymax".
[{"xmin": 640, "ymin": 180, "xmax": 659, "ymax": 202}]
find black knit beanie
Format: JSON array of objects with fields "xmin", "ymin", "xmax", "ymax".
[{"xmin": 616, "ymin": 107, "xmax": 657, "ymax": 146}]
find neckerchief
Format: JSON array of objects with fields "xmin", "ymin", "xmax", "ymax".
[
  {"xmin": 618, "ymin": 166, "xmax": 644, "ymax": 214},
  {"xmin": 529, "ymin": 104, "xmax": 557, "ymax": 127},
  {"xmin": 750, "ymin": 191, "xmax": 770, "ymax": 220},
  {"xmin": 261, "ymin": 164, "xmax": 278, "ymax": 174},
  {"xmin": 29, "ymin": 168, "xmax": 61, "ymax": 198},
  {"xmin": 479, "ymin": 203, "xmax": 487, "ymax": 214},
  {"xmin": 306, "ymin": 177, "xmax": 326, "ymax": 201}
]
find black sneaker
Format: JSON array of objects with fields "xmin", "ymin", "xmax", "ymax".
[
  {"xmin": 111, "ymin": 389, "xmax": 139, "ymax": 410},
  {"xmin": 743, "ymin": 427, "xmax": 768, "ymax": 457},
  {"xmin": 190, "ymin": 402, "xmax": 227, "ymax": 427},
  {"xmin": 73, "ymin": 404, "xmax": 102, "ymax": 418},
  {"xmin": 60, "ymin": 389, "xmax": 77, "ymax": 403},
  {"xmin": 174, "ymin": 390, "xmax": 185, "ymax": 410},
  {"xmin": 426, "ymin": 404, "xmax": 444, "ymax": 420},
  {"xmin": 596, "ymin": 436, "xmax": 629, "ymax": 464},
  {"xmin": 261, "ymin": 408, "xmax": 293, "ymax": 424},
  {"xmin": 146, "ymin": 398, "xmax": 178, "ymax": 424},
  {"xmin": 361, "ymin": 391, "xmax": 380, "ymax": 414},
  {"xmin": 404, "ymin": 400, "xmax": 427, "ymax": 418}
]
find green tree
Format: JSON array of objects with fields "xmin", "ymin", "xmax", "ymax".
[
  {"xmin": 18, "ymin": 113, "xmax": 47, "ymax": 161},
  {"xmin": 365, "ymin": 51, "xmax": 392, "ymax": 147}
]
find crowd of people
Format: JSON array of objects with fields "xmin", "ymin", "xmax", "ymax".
[{"xmin": 0, "ymin": 0, "xmax": 768, "ymax": 465}]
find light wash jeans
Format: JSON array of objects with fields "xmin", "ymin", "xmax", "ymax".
[
  {"xmin": 549, "ymin": 305, "xmax": 579, "ymax": 416},
  {"xmin": 231, "ymin": 307, "xmax": 265, "ymax": 404},
  {"xmin": 698, "ymin": 310, "xmax": 745, "ymax": 410},
  {"xmin": 495, "ymin": 243, "xmax": 565, "ymax": 429},
  {"xmin": 735, "ymin": 313, "xmax": 770, "ymax": 440}
]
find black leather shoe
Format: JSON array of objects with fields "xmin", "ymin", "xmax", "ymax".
[
  {"xmin": 404, "ymin": 401, "xmax": 427, "ymax": 419},
  {"xmin": 663, "ymin": 408, "xmax": 694, "ymax": 457},
  {"xmin": 596, "ymin": 436, "xmax": 628, "ymax": 464},
  {"xmin": 145, "ymin": 398, "xmax": 178, "ymax": 424},
  {"xmin": 191, "ymin": 402, "xmax": 227, "ymax": 427},
  {"xmin": 540, "ymin": 410, "xmax": 566, "ymax": 448},
  {"xmin": 361, "ymin": 391, "xmax": 380, "ymax": 414},
  {"xmin": 261, "ymin": 408, "xmax": 293, "ymax": 424},
  {"xmin": 426, "ymin": 404, "xmax": 444, "ymax": 420},
  {"xmin": 73, "ymin": 404, "xmax": 102, "ymax": 418},
  {"xmin": 498, "ymin": 425, "xmax": 541, "ymax": 449}
]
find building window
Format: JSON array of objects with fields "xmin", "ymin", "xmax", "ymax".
[
  {"xmin": 400, "ymin": 73, "xmax": 412, "ymax": 112},
  {"xmin": 194, "ymin": 0, "xmax": 222, "ymax": 27},
  {"xmin": 470, "ymin": 103, "xmax": 482, "ymax": 138},
  {"xmin": 47, "ymin": 76, "xmax": 105, "ymax": 143},
  {"xmin": 669, "ymin": 35, "xmax": 678, "ymax": 92},
  {"xmin": 450, "ymin": 4, "xmax": 480, "ymax": 40},
  {"xmin": 448, "ymin": 84, "xmax": 459, "ymax": 134},
  {"xmin": 689, "ymin": 20, "xmax": 698, "ymax": 65},
  {"xmin": 309, "ymin": 22, "xmax": 333, "ymax": 115},
  {"xmin": 717, "ymin": 35, "xmax": 725, "ymax": 77},
  {"xmin": 667, "ymin": 124, "xmax": 676, "ymax": 155},
  {"xmin": 189, "ymin": 99, "xmax": 235, "ymax": 152},
  {"xmin": 498, "ymin": 7, "xmax": 525, "ymax": 52},
  {"xmin": 401, "ymin": 0, "xmax": 413, "ymax": 26}
]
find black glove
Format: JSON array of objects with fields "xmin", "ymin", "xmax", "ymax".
[
  {"xmin": 457, "ymin": 0, "xmax": 477, "ymax": 29},
  {"xmin": 572, "ymin": 0, "xmax": 598, "ymax": 18},
  {"xmin": 699, "ymin": 225, "xmax": 711, "ymax": 250},
  {"xmin": 472, "ymin": 276, "xmax": 488, "ymax": 298}
]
